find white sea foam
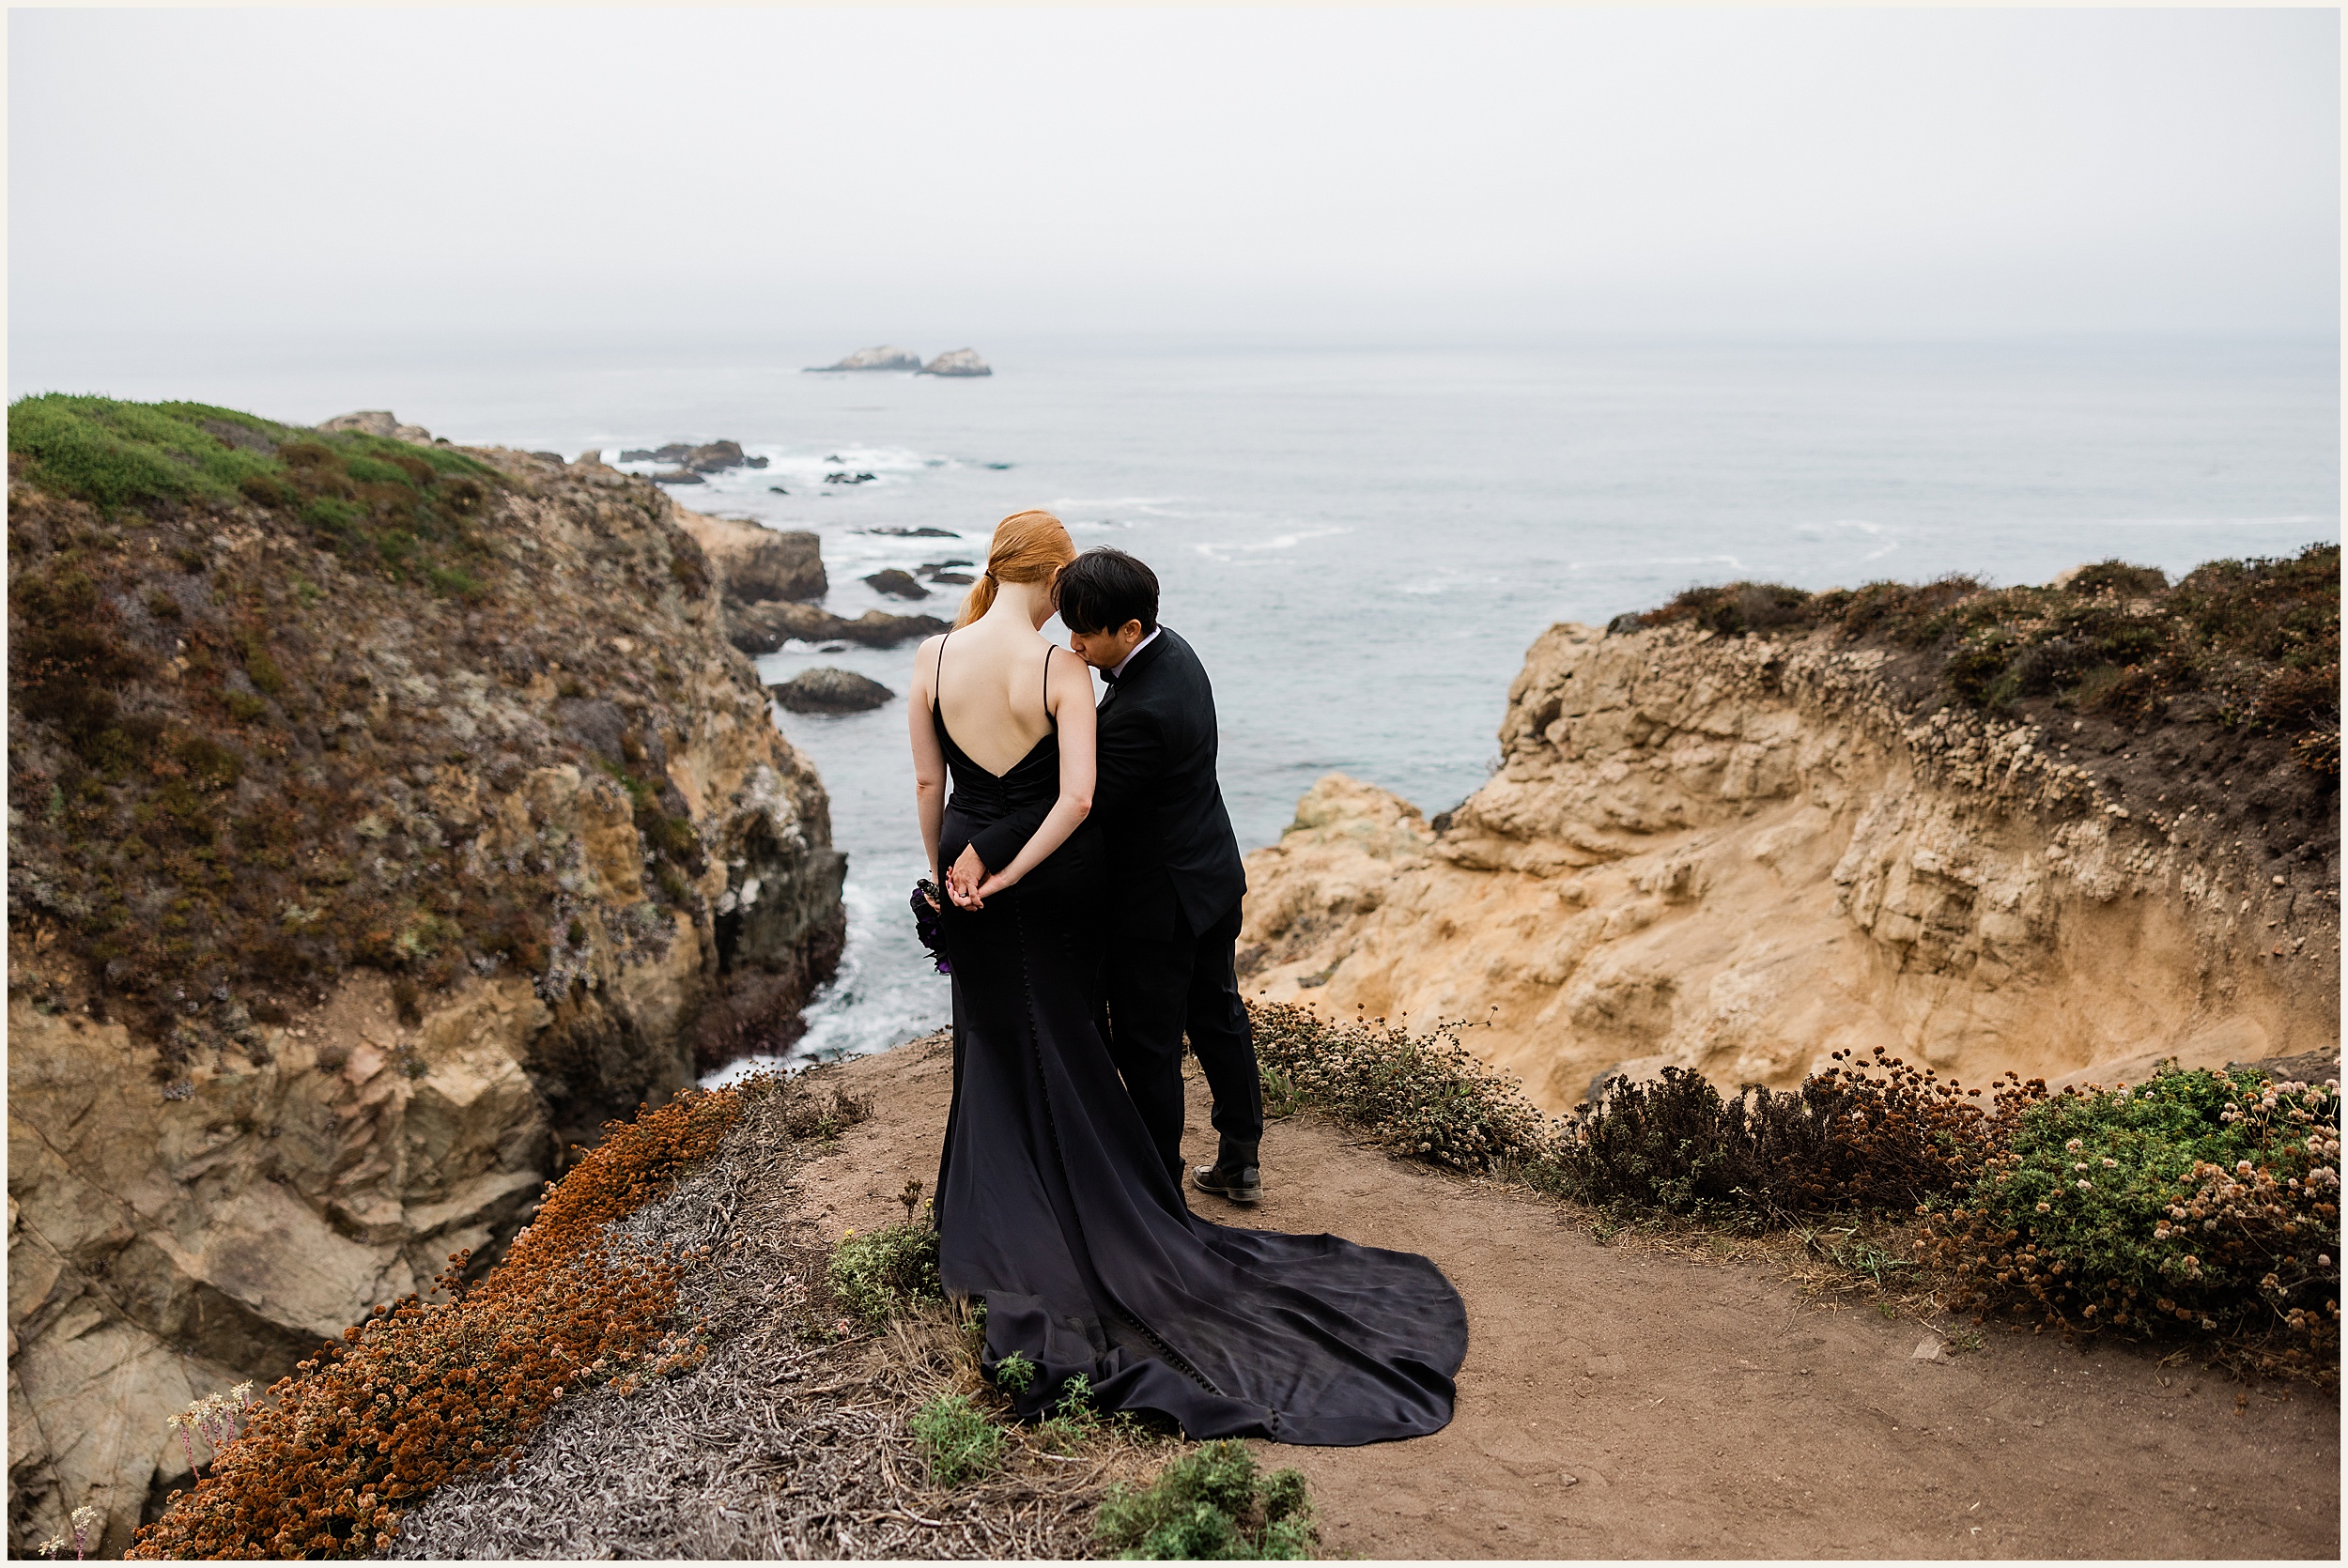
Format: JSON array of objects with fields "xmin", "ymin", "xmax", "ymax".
[{"xmin": 1192, "ymin": 525, "xmax": 1350, "ymax": 561}]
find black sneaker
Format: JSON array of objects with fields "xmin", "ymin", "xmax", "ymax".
[{"xmin": 1192, "ymin": 1140, "xmax": 1263, "ymax": 1204}]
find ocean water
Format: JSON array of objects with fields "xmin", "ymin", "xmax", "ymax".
[{"xmin": 14, "ymin": 333, "xmax": 2338, "ymax": 1072}]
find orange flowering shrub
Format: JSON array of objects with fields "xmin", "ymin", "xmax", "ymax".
[{"xmin": 129, "ymin": 1084, "xmax": 749, "ymax": 1560}]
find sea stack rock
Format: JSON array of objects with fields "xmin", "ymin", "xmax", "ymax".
[
  {"xmin": 918, "ymin": 348, "xmax": 992, "ymax": 378},
  {"xmin": 862, "ymin": 568, "xmax": 930, "ymax": 600},
  {"xmin": 318, "ymin": 409, "xmax": 435, "ymax": 444},
  {"xmin": 768, "ymin": 668, "xmax": 896, "ymax": 715},
  {"xmin": 811, "ymin": 346, "xmax": 924, "ymax": 373}
]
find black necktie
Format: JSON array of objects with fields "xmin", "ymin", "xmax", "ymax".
[{"xmin": 1102, "ymin": 668, "xmax": 1121, "ymax": 686}]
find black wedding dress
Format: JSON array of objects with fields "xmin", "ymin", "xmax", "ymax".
[{"xmin": 930, "ymin": 664, "xmax": 1467, "ymax": 1445}]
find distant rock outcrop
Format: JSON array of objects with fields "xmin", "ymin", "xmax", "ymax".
[
  {"xmin": 318, "ymin": 409, "xmax": 436, "ymax": 444},
  {"xmin": 918, "ymin": 348, "xmax": 992, "ymax": 378},
  {"xmin": 618, "ymin": 440, "xmax": 767, "ymax": 476},
  {"xmin": 767, "ymin": 668, "xmax": 895, "ymax": 715},
  {"xmin": 729, "ymin": 602, "xmax": 949, "ymax": 653},
  {"xmin": 809, "ymin": 346, "xmax": 923, "ymax": 373}
]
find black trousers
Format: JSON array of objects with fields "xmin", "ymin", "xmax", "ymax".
[{"xmin": 1104, "ymin": 898, "xmax": 1263, "ymax": 1182}]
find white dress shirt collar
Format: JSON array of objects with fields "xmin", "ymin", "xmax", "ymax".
[{"xmin": 1109, "ymin": 626, "xmax": 1161, "ymax": 681}]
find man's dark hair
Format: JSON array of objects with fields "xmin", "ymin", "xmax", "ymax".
[{"xmin": 1056, "ymin": 547, "xmax": 1159, "ymax": 636}]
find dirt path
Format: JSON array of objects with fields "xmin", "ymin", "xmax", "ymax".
[{"xmin": 799, "ymin": 1038, "xmax": 2340, "ymax": 1559}]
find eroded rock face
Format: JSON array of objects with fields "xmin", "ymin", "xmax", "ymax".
[
  {"xmin": 1242, "ymin": 623, "xmax": 2340, "ymax": 1115},
  {"xmin": 667, "ymin": 501, "xmax": 826, "ymax": 604},
  {"xmin": 8, "ymin": 450, "xmax": 845, "ymax": 1555}
]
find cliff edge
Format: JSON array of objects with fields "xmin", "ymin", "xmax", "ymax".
[
  {"xmin": 6, "ymin": 399, "xmax": 845, "ymax": 1553},
  {"xmin": 1243, "ymin": 552, "xmax": 2339, "ymax": 1113}
]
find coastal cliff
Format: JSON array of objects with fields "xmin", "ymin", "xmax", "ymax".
[
  {"xmin": 6, "ymin": 401, "xmax": 846, "ymax": 1554},
  {"xmin": 1243, "ymin": 553, "xmax": 2340, "ymax": 1113}
]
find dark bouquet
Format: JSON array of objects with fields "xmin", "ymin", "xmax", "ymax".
[{"xmin": 912, "ymin": 879, "xmax": 950, "ymax": 975}]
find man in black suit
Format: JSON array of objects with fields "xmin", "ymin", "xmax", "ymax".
[{"xmin": 948, "ymin": 548, "xmax": 1265, "ymax": 1202}]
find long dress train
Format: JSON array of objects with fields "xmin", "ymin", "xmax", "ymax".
[{"xmin": 931, "ymin": 701, "xmax": 1466, "ymax": 1446}]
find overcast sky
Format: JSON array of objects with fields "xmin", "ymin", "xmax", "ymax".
[{"xmin": 8, "ymin": 8, "xmax": 2340, "ymax": 342}]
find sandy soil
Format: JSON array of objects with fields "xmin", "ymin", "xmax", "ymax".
[{"xmin": 798, "ymin": 1038, "xmax": 2340, "ymax": 1559}]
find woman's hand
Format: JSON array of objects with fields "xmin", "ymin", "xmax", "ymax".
[
  {"xmin": 971, "ymin": 871, "xmax": 1017, "ymax": 904},
  {"xmin": 946, "ymin": 845, "xmax": 988, "ymax": 907}
]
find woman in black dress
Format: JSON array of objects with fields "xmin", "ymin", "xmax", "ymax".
[{"xmin": 905, "ymin": 510, "xmax": 1466, "ymax": 1445}]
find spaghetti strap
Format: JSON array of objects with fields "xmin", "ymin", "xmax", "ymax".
[
  {"xmin": 931, "ymin": 631, "xmax": 951, "ymax": 714},
  {"xmin": 1042, "ymin": 645, "xmax": 1054, "ymax": 724}
]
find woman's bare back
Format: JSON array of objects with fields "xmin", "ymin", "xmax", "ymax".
[{"xmin": 923, "ymin": 623, "xmax": 1063, "ymax": 776}]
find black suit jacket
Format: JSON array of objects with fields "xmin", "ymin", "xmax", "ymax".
[{"xmin": 968, "ymin": 626, "xmax": 1245, "ymax": 942}]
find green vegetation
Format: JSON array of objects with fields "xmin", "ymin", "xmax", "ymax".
[
  {"xmin": 1634, "ymin": 545, "xmax": 2340, "ymax": 772},
  {"xmin": 909, "ymin": 1391, "xmax": 1004, "ymax": 1487},
  {"xmin": 8, "ymin": 396, "xmax": 290, "ymax": 512},
  {"xmin": 9, "ymin": 394, "xmax": 498, "ymax": 605},
  {"xmin": 1251, "ymin": 1001, "xmax": 2340, "ymax": 1376},
  {"xmin": 1922, "ymin": 1067, "xmax": 2340, "ymax": 1373},
  {"xmin": 1093, "ymin": 1439, "xmax": 1317, "ymax": 1560},
  {"xmin": 10, "ymin": 394, "xmax": 490, "ymax": 505},
  {"xmin": 827, "ymin": 1220, "xmax": 943, "ymax": 1327},
  {"xmin": 1254, "ymin": 1006, "xmax": 1549, "ymax": 1175}
]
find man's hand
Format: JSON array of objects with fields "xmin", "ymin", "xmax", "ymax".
[{"xmin": 947, "ymin": 844, "xmax": 989, "ymax": 910}]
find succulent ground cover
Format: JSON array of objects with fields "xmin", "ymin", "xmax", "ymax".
[
  {"xmin": 7, "ymin": 395, "xmax": 731, "ymax": 1067},
  {"xmin": 1252, "ymin": 1000, "xmax": 2340, "ymax": 1379},
  {"xmin": 1093, "ymin": 1439, "xmax": 1318, "ymax": 1560},
  {"xmin": 1920, "ymin": 1065, "xmax": 2340, "ymax": 1376},
  {"xmin": 128, "ymin": 1080, "xmax": 750, "ymax": 1557}
]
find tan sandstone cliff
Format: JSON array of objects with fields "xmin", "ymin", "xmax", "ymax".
[
  {"xmin": 8, "ymin": 434, "xmax": 845, "ymax": 1554},
  {"xmin": 1241, "ymin": 620, "xmax": 2340, "ymax": 1115}
]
